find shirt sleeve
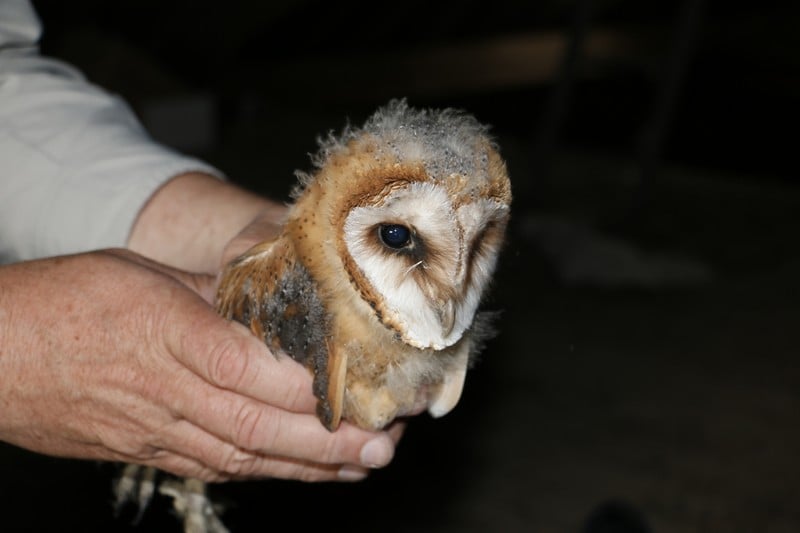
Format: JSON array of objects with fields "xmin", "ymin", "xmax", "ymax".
[{"xmin": 0, "ymin": 0, "xmax": 224, "ymax": 263}]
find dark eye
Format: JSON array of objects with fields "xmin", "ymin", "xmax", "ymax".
[{"xmin": 379, "ymin": 224, "xmax": 412, "ymax": 249}]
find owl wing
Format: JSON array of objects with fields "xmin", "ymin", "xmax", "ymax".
[
  {"xmin": 216, "ymin": 237, "xmax": 285, "ymax": 344},
  {"xmin": 216, "ymin": 236, "xmax": 346, "ymax": 431}
]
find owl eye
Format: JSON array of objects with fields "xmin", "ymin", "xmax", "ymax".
[{"xmin": 379, "ymin": 224, "xmax": 412, "ymax": 249}]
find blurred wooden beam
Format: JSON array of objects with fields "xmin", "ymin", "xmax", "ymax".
[{"xmin": 259, "ymin": 28, "xmax": 642, "ymax": 102}]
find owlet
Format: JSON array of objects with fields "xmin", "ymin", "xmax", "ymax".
[{"xmin": 217, "ymin": 99, "xmax": 512, "ymax": 431}]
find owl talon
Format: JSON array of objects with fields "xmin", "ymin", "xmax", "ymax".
[
  {"xmin": 158, "ymin": 478, "xmax": 229, "ymax": 533},
  {"xmin": 113, "ymin": 464, "xmax": 158, "ymax": 522},
  {"xmin": 114, "ymin": 466, "xmax": 227, "ymax": 533}
]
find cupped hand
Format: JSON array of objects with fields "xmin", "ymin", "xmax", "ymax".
[{"xmin": 0, "ymin": 249, "xmax": 400, "ymax": 482}]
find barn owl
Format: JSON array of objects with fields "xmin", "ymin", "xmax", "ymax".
[
  {"xmin": 116, "ymin": 99, "xmax": 511, "ymax": 532},
  {"xmin": 218, "ymin": 98, "xmax": 511, "ymax": 431}
]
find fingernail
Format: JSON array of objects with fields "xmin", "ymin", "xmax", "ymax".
[
  {"xmin": 338, "ymin": 465, "xmax": 369, "ymax": 481},
  {"xmin": 360, "ymin": 435, "xmax": 394, "ymax": 468}
]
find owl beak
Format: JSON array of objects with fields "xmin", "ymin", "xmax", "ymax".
[{"xmin": 436, "ymin": 299, "xmax": 456, "ymax": 339}]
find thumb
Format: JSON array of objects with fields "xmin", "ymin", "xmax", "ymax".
[
  {"xmin": 103, "ymin": 248, "xmax": 218, "ymax": 305},
  {"xmin": 173, "ymin": 271, "xmax": 218, "ymax": 305}
]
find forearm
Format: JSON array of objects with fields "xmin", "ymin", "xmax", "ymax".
[
  {"xmin": 0, "ymin": 12, "xmax": 224, "ymax": 264},
  {"xmin": 127, "ymin": 172, "xmax": 286, "ymax": 273}
]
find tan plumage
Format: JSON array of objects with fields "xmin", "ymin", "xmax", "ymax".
[{"xmin": 217, "ymin": 99, "xmax": 511, "ymax": 431}]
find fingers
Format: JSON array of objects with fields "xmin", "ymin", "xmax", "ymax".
[
  {"xmin": 105, "ymin": 249, "xmax": 317, "ymax": 413},
  {"xmin": 150, "ymin": 418, "xmax": 373, "ymax": 483},
  {"xmin": 156, "ymin": 450, "xmax": 368, "ymax": 483},
  {"xmin": 386, "ymin": 419, "xmax": 407, "ymax": 445},
  {"xmin": 174, "ymin": 271, "xmax": 218, "ymax": 305},
  {"xmin": 96, "ymin": 249, "xmax": 401, "ymax": 481},
  {"xmin": 160, "ymin": 297, "xmax": 318, "ymax": 416},
  {"xmin": 165, "ymin": 374, "xmax": 395, "ymax": 470},
  {"xmin": 101, "ymin": 250, "xmax": 313, "ymax": 413},
  {"xmin": 160, "ymin": 317, "xmax": 398, "ymax": 481},
  {"xmin": 101, "ymin": 248, "xmax": 218, "ymax": 304}
]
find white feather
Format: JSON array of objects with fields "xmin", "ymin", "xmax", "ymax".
[{"xmin": 344, "ymin": 182, "xmax": 504, "ymax": 350}]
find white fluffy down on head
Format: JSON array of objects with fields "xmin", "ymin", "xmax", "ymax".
[{"xmin": 304, "ymin": 99, "xmax": 495, "ymax": 191}]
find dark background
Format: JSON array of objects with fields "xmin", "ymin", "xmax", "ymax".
[{"xmin": 2, "ymin": 1, "xmax": 799, "ymax": 531}]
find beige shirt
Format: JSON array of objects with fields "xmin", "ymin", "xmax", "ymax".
[{"xmin": 0, "ymin": 0, "xmax": 221, "ymax": 263}]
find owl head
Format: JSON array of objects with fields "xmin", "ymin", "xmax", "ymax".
[{"xmin": 295, "ymin": 99, "xmax": 511, "ymax": 352}]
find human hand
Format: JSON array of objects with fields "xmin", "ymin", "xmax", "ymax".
[{"xmin": 0, "ymin": 249, "xmax": 399, "ymax": 482}]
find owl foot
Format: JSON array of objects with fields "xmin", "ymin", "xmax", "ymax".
[
  {"xmin": 114, "ymin": 465, "xmax": 228, "ymax": 533},
  {"xmin": 113, "ymin": 463, "xmax": 158, "ymax": 522},
  {"xmin": 158, "ymin": 477, "xmax": 229, "ymax": 533}
]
